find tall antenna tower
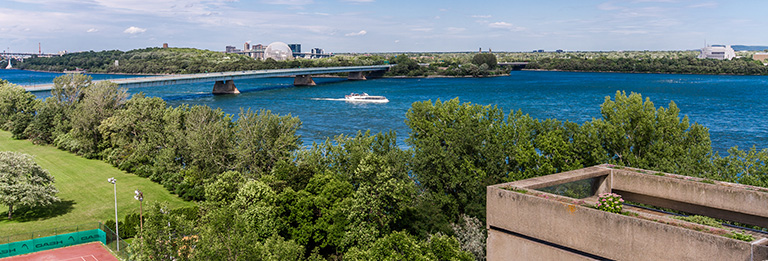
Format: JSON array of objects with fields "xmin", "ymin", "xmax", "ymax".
[{"xmin": 39, "ymin": 42, "xmax": 41, "ymax": 54}]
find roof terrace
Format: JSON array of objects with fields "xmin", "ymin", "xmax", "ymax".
[{"xmin": 487, "ymin": 164, "xmax": 768, "ymax": 260}]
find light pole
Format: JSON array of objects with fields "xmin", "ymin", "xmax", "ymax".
[
  {"xmin": 134, "ymin": 189, "xmax": 143, "ymax": 234},
  {"xmin": 107, "ymin": 177, "xmax": 119, "ymax": 252}
]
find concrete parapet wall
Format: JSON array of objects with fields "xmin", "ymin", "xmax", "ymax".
[
  {"xmin": 487, "ymin": 185, "xmax": 767, "ymax": 260},
  {"xmin": 487, "ymin": 229, "xmax": 598, "ymax": 261},
  {"xmin": 488, "ymin": 164, "xmax": 768, "ymax": 260},
  {"xmin": 612, "ymin": 169, "xmax": 768, "ymax": 227}
]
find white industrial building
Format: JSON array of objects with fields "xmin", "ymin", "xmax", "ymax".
[{"xmin": 697, "ymin": 45, "xmax": 736, "ymax": 60}]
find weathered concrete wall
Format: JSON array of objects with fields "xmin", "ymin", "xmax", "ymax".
[
  {"xmin": 612, "ymin": 169, "xmax": 768, "ymax": 227},
  {"xmin": 487, "ymin": 185, "xmax": 768, "ymax": 261},
  {"xmin": 509, "ymin": 166, "xmax": 610, "ymax": 190},
  {"xmin": 487, "ymin": 229, "xmax": 598, "ymax": 261}
]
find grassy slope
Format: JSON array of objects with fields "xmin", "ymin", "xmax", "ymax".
[{"xmin": 0, "ymin": 131, "xmax": 193, "ymax": 236}]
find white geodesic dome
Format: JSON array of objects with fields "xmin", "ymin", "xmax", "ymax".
[{"xmin": 264, "ymin": 42, "xmax": 294, "ymax": 61}]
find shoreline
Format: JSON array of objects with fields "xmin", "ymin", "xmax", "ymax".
[
  {"xmin": 23, "ymin": 69, "xmax": 165, "ymax": 76},
  {"xmin": 12, "ymin": 68, "xmax": 766, "ymax": 78},
  {"xmin": 518, "ymin": 68, "xmax": 768, "ymax": 76}
]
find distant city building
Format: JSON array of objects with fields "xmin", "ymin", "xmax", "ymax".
[
  {"xmin": 225, "ymin": 46, "xmax": 238, "ymax": 53},
  {"xmin": 533, "ymin": 49, "xmax": 544, "ymax": 53},
  {"xmin": 251, "ymin": 44, "xmax": 265, "ymax": 59},
  {"xmin": 264, "ymin": 42, "xmax": 294, "ymax": 61},
  {"xmin": 244, "ymin": 42, "xmax": 251, "ymax": 52},
  {"xmin": 288, "ymin": 44, "xmax": 301, "ymax": 54},
  {"xmin": 697, "ymin": 45, "xmax": 736, "ymax": 60},
  {"xmin": 753, "ymin": 53, "xmax": 768, "ymax": 63},
  {"xmin": 163, "ymin": 43, "xmax": 169, "ymax": 48}
]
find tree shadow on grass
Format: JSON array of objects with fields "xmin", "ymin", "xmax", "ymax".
[{"xmin": 1, "ymin": 200, "xmax": 76, "ymax": 222}]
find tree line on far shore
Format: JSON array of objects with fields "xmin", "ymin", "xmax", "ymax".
[
  {"xmin": 14, "ymin": 48, "xmax": 511, "ymax": 77},
  {"xmin": 526, "ymin": 56, "xmax": 768, "ymax": 75},
  {"xmin": 1, "ymin": 75, "xmax": 767, "ymax": 260}
]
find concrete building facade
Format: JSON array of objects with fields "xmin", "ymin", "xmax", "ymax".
[
  {"xmin": 697, "ymin": 45, "xmax": 736, "ymax": 60},
  {"xmin": 754, "ymin": 53, "xmax": 768, "ymax": 63},
  {"xmin": 487, "ymin": 164, "xmax": 768, "ymax": 260}
]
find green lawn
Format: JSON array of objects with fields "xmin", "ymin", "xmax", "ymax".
[{"xmin": 0, "ymin": 131, "xmax": 194, "ymax": 237}]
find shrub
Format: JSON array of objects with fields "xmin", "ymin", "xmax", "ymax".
[
  {"xmin": 673, "ymin": 215, "xmax": 722, "ymax": 228},
  {"xmin": 596, "ymin": 193, "xmax": 623, "ymax": 214},
  {"xmin": 728, "ymin": 230, "xmax": 754, "ymax": 242}
]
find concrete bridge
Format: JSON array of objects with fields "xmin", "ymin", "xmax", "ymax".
[{"xmin": 23, "ymin": 65, "xmax": 392, "ymax": 94}]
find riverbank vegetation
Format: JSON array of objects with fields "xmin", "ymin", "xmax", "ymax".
[
  {"xmin": 15, "ymin": 48, "xmax": 509, "ymax": 77},
  {"xmin": 16, "ymin": 48, "xmax": 768, "ymax": 78},
  {"xmin": 1, "ymin": 75, "xmax": 767, "ymax": 260}
]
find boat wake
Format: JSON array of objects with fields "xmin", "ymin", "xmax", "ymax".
[{"xmin": 311, "ymin": 98, "xmax": 347, "ymax": 101}]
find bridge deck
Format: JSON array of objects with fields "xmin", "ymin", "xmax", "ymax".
[{"xmin": 23, "ymin": 65, "xmax": 391, "ymax": 92}]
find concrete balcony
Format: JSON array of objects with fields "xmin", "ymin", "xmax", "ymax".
[{"xmin": 487, "ymin": 164, "xmax": 768, "ymax": 260}]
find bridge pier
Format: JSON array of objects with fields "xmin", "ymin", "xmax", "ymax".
[
  {"xmin": 348, "ymin": 71, "xmax": 367, "ymax": 81},
  {"xmin": 294, "ymin": 75, "xmax": 316, "ymax": 86},
  {"xmin": 365, "ymin": 70, "xmax": 385, "ymax": 79},
  {"xmin": 212, "ymin": 80, "xmax": 240, "ymax": 94}
]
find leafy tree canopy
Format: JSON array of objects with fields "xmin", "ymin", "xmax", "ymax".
[{"xmin": 0, "ymin": 151, "xmax": 59, "ymax": 219}]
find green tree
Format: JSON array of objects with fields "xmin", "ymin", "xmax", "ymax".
[
  {"xmin": 129, "ymin": 202, "xmax": 196, "ymax": 261},
  {"xmin": 61, "ymin": 81, "xmax": 128, "ymax": 157},
  {"xmin": 406, "ymin": 98, "xmax": 507, "ymax": 221},
  {"xmin": 24, "ymin": 98, "xmax": 67, "ymax": 144},
  {"xmin": 592, "ymin": 91, "xmax": 712, "ymax": 176},
  {"xmin": 0, "ymin": 151, "xmax": 60, "ymax": 219},
  {"xmin": 387, "ymin": 55, "xmax": 421, "ymax": 76},
  {"xmin": 345, "ymin": 231, "xmax": 472, "ymax": 261},
  {"xmin": 343, "ymin": 153, "xmax": 416, "ymax": 248},
  {"xmin": 471, "ymin": 53, "xmax": 497, "ymax": 69},
  {"xmin": 184, "ymin": 105, "xmax": 234, "ymax": 174},
  {"xmin": 231, "ymin": 109, "xmax": 302, "ymax": 177},
  {"xmin": 99, "ymin": 94, "xmax": 170, "ymax": 175},
  {"xmin": 710, "ymin": 147, "xmax": 768, "ymax": 187},
  {"xmin": 194, "ymin": 179, "xmax": 305, "ymax": 260},
  {"xmin": 0, "ymin": 81, "xmax": 39, "ymax": 138},
  {"xmin": 51, "ymin": 73, "xmax": 92, "ymax": 108}
]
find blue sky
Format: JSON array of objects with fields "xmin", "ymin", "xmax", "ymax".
[{"xmin": 1, "ymin": 0, "xmax": 766, "ymax": 53}]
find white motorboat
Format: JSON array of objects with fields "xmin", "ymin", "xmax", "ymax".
[{"xmin": 344, "ymin": 92, "xmax": 389, "ymax": 103}]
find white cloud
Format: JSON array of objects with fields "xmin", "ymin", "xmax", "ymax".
[
  {"xmin": 689, "ymin": 2, "xmax": 717, "ymax": 8},
  {"xmin": 86, "ymin": 28, "xmax": 98, "ymax": 33},
  {"xmin": 345, "ymin": 30, "xmax": 367, "ymax": 36},
  {"xmin": 472, "ymin": 15, "xmax": 492, "ymax": 18},
  {"xmin": 445, "ymin": 27, "xmax": 466, "ymax": 34},
  {"xmin": 342, "ymin": 0, "xmax": 374, "ymax": 2},
  {"xmin": 262, "ymin": 0, "xmax": 313, "ymax": 5},
  {"xmin": 597, "ymin": 2, "xmax": 622, "ymax": 11},
  {"xmin": 123, "ymin": 26, "xmax": 146, "ymax": 34},
  {"xmin": 610, "ymin": 29, "xmax": 648, "ymax": 35},
  {"xmin": 488, "ymin": 22, "xmax": 525, "ymax": 31}
]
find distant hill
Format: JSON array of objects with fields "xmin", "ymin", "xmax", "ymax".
[{"xmin": 731, "ymin": 45, "xmax": 768, "ymax": 51}]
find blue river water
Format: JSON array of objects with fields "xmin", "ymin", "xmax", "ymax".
[{"xmin": 2, "ymin": 69, "xmax": 768, "ymax": 154}]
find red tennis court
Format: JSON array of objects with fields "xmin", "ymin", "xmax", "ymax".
[{"xmin": 1, "ymin": 242, "xmax": 118, "ymax": 261}]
